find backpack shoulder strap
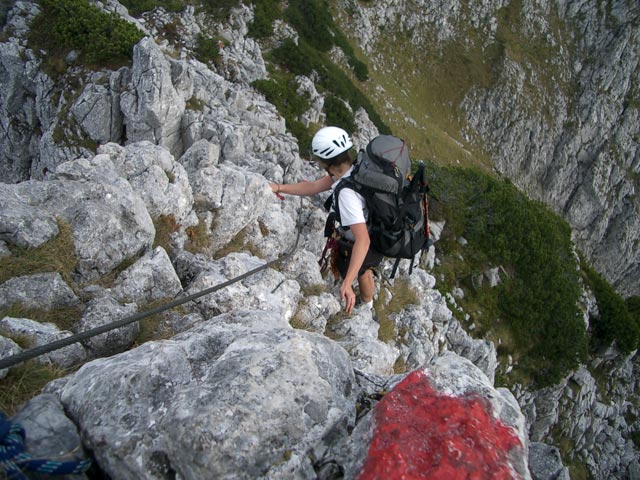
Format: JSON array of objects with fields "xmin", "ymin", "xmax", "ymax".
[{"xmin": 325, "ymin": 177, "xmax": 366, "ymax": 228}]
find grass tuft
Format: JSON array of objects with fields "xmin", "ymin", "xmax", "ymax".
[
  {"xmin": 0, "ymin": 304, "xmax": 83, "ymax": 333},
  {"xmin": 0, "ymin": 362, "xmax": 69, "ymax": 417},
  {"xmin": 375, "ymin": 279, "xmax": 419, "ymax": 343},
  {"xmin": 0, "ymin": 220, "xmax": 77, "ymax": 287},
  {"xmin": 153, "ymin": 214, "xmax": 180, "ymax": 255}
]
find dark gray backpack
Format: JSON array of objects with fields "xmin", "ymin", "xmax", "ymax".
[{"xmin": 329, "ymin": 135, "xmax": 431, "ymax": 277}]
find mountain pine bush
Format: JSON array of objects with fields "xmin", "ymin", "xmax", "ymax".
[
  {"xmin": 428, "ymin": 164, "xmax": 587, "ymax": 386},
  {"xmin": 582, "ymin": 262, "xmax": 640, "ymax": 354},
  {"xmin": 31, "ymin": 0, "xmax": 143, "ymax": 67}
]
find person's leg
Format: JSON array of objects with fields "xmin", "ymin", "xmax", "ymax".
[{"xmin": 357, "ymin": 269, "xmax": 375, "ymax": 303}]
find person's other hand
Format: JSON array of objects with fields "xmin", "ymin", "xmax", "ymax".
[{"xmin": 340, "ymin": 282, "xmax": 356, "ymax": 313}]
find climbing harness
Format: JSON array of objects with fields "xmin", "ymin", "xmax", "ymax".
[
  {"xmin": 0, "ymin": 224, "xmax": 303, "ymax": 371},
  {"xmin": 318, "ymin": 235, "xmax": 338, "ymax": 274},
  {"xmin": 0, "ymin": 412, "xmax": 91, "ymax": 479}
]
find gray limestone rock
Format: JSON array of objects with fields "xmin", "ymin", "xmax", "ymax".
[
  {"xmin": 111, "ymin": 247, "xmax": 182, "ymax": 305},
  {"xmin": 70, "ymin": 73, "xmax": 124, "ymax": 145},
  {"xmin": 184, "ymin": 252, "xmax": 302, "ymax": 323},
  {"xmin": 209, "ymin": 163, "xmax": 273, "ymax": 252},
  {"xmin": 120, "ymin": 37, "xmax": 187, "ymax": 158},
  {"xmin": 177, "ymin": 138, "xmax": 224, "ymax": 211},
  {"xmin": 0, "ymin": 39, "xmax": 39, "ymax": 183},
  {"xmin": 0, "ymin": 272, "xmax": 79, "ymax": 310},
  {"xmin": 0, "ymin": 335, "xmax": 21, "ymax": 379},
  {"xmin": 0, "ymin": 197, "xmax": 59, "ymax": 249},
  {"xmin": 0, "ymin": 180, "xmax": 155, "ymax": 282},
  {"xmin": 339, "ymin": 337, "xmax": 399, "ymax": 376},
  {"xmin": 528, "ymin": 442, "xmax": 570, "ymax": 480},
  {"xmin": 0, "ymin": 240, "xmax": 9, "ymax": 258},
  {"xmin": 278, "ymin": 248, "xmax": 325, "ymax": 290},
  {"xmin": 0, "ymin": 317, "xmax": 86, "ymax": 369},
  {"xmin": 58, "ymin": 309, "xmax": 356, "ymax": 479},
  {"xmin": 293, "ymin": 293, "xmax": 341, "ymax": 334},
  {"xmin": 98, "ymin": 141, "xmax": 195, "ymax": 226},
  {"xmin": 73, "ymin": 296, "xmax": 138, "ymax": 359},
  {"xmin": 12, "ymin": 393, "xmax": 90, "ymax": 480}
]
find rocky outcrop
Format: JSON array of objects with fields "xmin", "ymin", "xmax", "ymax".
[
  {"xmin": 336, "ymin": 353, "xmax": 530, "ymax": 479},
  {"xmin": 0, "ymin": 27, "xmax": 526, "ymax": 478},
  {"xmin": 0, "ymin": 1, "xmax": 637, "ymax": 478},
  {"xmin": 341, "ymin": 0, "xmax": 640, "ymax": 297},
  {"xmin": 515, "ymin": 352, "xmax": 640, "ymax": 479},
  {"xmin": 55, "ymin": 312, "xmax": 356, "ymax": 479}
]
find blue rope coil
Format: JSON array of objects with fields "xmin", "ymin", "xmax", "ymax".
[{"xmin": 0, "ymin": 411, "xmax": 92, "ymax": 479}]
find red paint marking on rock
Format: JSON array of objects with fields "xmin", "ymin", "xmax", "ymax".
[{"xmin": 358, "ymin": 370, "xmax": 522, "ymax": 480}]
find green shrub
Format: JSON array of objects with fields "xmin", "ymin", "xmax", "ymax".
[
  {"xmin": 30, "ymin": 0, "xmax": 144, "ymax": 67},
  {"xmin": 285, "ymin": 0, "xmax": 334, "ymax": 52},
  {"xmin": 334, "ymin": 30, "xmax": 369, "ymax": 81},
  {"xmin": 197, "ymin": 0, "xmax": 241, "ymax": 18},
  {"xmin": 350, "ymin": 58, "xmax": 369, "ymax": 82},
  {"xmin": 195, "ymin": 33, "xmax": 222, "ymax": 65},
  {"xmin": 285, "ymin": 0, "xmax": 370, "ymax": 82},
  {"xmin": 428, "ymin": 164, "xmax": 587, "ymax": 386},
  {"xmin": 324, "ymin": 95, "xmax": 355, "ymax": 133},
  {"xmin": 270, "ymin": 39, "xmax": 390, "ymax": 135},
  {"xmin": 627, "ymin": 296, "xmax": 640, "ymax": 331},
  {"xmin": 248, "ymin": 0, "xmax": 281, "ymax": 38},
  {"xmin": 252, "ymin": 78, "xmax": 310, "ymax": 119},
  {"xmin": 583, "ymin": 263, "xmax": 640, "ymax": 353}
]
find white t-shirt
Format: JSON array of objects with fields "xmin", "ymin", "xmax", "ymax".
[{"xmin": 331, "ymin": 166, "xmax": 367, "ymax": 241}]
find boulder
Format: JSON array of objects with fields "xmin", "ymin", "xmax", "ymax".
[
  {"xmin": 528, "ymin": 442, "xmax": 570, "ymax": 480},
  {"xmin": 209, "ymin": 163, "xmax": 273, "ymax": 252},
  {"xmin": 72, "ymin": 296, "xmax": 138, "ymax": 359},
  {"xmin": 0, "ymin": 335, "xmax": 21, "ymax": 379},
  {"xmin": 0, "ymin": 198, "xmax": 59, "ymax": 248},
  {"xmin": 183, "ymin": 252, "xmax": 301, "ymax": 322},
  {"xmin": 0, "ymin": 180, "xmax": 155, "ymax": 282},
  {"xmin": 97, "ymin": 141, "xmax": 195, "ymax": 226},
  {"xmin": 0, "ymin": 272, "xmax": 79, "ymax": 311},
  {"xmin": 0, "ymin": 317, "xmax": 86, "ymax": 369},
  {"xmin": 58, "ymin": 310, "xmax": 356, "ymax": 479},
  {"xmin": 70, "ymin": 73, "xmax": 124, "ymax": 145},
  {"xmin": 11, "ymin": 393, "xmax": 90, "ymax": 479},
  {"xmin": 120, "ymin": 38, "xmax": 187, "ymax": 158},
  {"xmin": 111, "ymin": 247, "xmax": 182, "ymax": 305},
  {"xmin": 337, "ymin": 352, "xmax": 530, "ymax": 479},
  {"xmin": 177, "ymin": 139, "xmax": 224, "ymax": 211},
  {"xmin": 292, "ymin": 293, "xmax": 341, "ymax": 334}
]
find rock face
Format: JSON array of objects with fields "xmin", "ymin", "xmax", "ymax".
[
  {"xmin": 56, "ymin": 311, "xmax": 356, "ymax": 479},
  {"xmin": 515, "ymin": 351, "xmax": 640, "ymax": 479},
  {"xmin": 340, "ymin": 353, "xmax": 530, "ymax": 479},
  {"xmin": 0, "ymin": 1, "xmax": 637, "ymax": 479},
  {"xmin": 341, "ymin": 0, "xmax": 640, "ymax": 297}
]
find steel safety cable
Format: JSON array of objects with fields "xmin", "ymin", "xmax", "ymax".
[{"xmin": 0, "ymin": 224, "xmax": 303, "ymax": 370}]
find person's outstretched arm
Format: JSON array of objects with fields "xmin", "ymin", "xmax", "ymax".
[{"xmin": 269, "ymin": 175, "xmax": 333, "ymax": 197}]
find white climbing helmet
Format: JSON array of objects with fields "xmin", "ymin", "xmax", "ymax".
[{"xmin": 311, "ymin": 126, "xmax": 353, "ymax": 160}]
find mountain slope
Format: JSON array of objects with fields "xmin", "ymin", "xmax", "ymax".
[{"xmin": 332, "ymin": 0, "xmax": 640, "ymax": 298}]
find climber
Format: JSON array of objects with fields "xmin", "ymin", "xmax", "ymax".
[{"xmin": 270, "ymin": 126, "xmax": 383, "ymax": 314}]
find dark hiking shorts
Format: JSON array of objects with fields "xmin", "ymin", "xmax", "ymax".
[{"xmin": 335, "ymin": 239, "xmax": 384, "ymax": 279}]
